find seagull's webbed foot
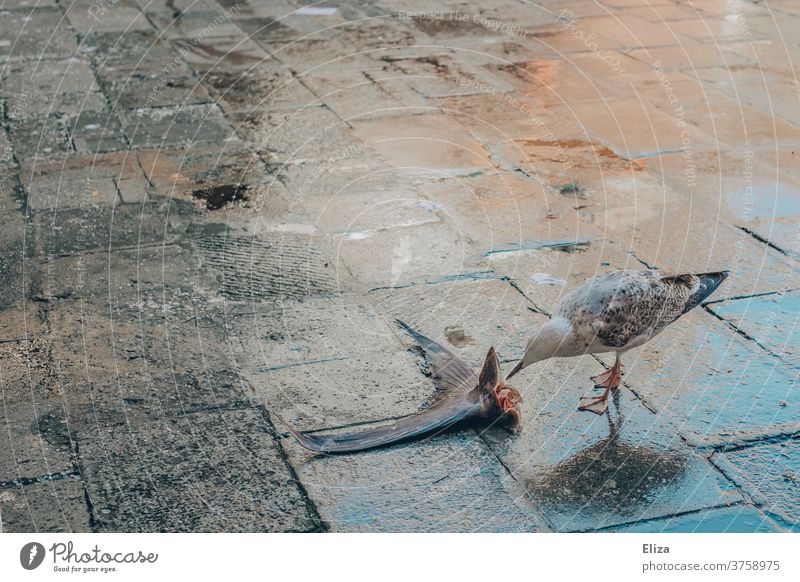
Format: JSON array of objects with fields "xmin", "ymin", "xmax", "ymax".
[
  {"xmin": 590, "ymin": 362, "xmax": 623, "ymax": 389},
  {"xmin": 579, "ymin": 387, "xmax": 610, "ymax": 415}
]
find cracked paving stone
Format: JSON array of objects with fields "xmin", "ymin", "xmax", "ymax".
[
  {"xmin": 152, "ymin": 11, "xmax": 247, "ymax": 42},
  {"xmin": 262, "ymin": 39, "xmax": 379, "ymax": 71},
  {"xmin": 79, "ymin": 409, "xmax": 320, "ymax": 532},
  {"xmin": 66, "ymin": 111, "xmax": 130, "ymax": 154},
  {"xmin": 0, "ymin": 188, "xmax": 34, "ymax": 306},
  {"xmin": 351, "ymin": 113, "xmax": 494, "ymax": 174},
  {"xmin": 609, "ymin": 505, "xmax": 784, "ymax": 533},
  {"xmin": 228, "ymin": 294, "xmax": 395, "ymax": 370},
  {"xmin": 708, "ymin": 291, "xmax": 800, "ymax": 370},
  {"xmin": 137, "ymin": 143, "xmax": 271, "ymax": 198},
  {"xmin": 118, "ymin": 104, "xmax": 238, "ymax": 149},
  {"xmin": 24, "ymin": 174, "xmax": 119, "ymax": 211},
  {"xmin": 280, "ymin": 428, "xmax": 547, "ymax": 532},
  {"xmin": 416, "ymin": 171, "xmax": 594, "ymax": 252},
  {"xmin": 480, "ymin": 335, "xmax": 743, "ymax": 531},
  {"xmin": 172, "ymin": 37, "xmax": 270, "ymax": 74},
  {"xmin": 9, "ymin": 114, "xmax": 73, "ymax": 160},
  {"xmin": 297, "ymin": 69, "xmax": 428, "ymax": 121},
  {"xmin": 0, "ymin": 58, "xmax": 105, "ymax": 119},
  {"xmin": 334, "ymin": 219, "xmax": 483, "ymax": 289},
  {"xmin": 616, "ymin": 310, "xmax": 799, "ymax": 448},
  {"xmin": 64, "ymin": 0, "xmax": 152, "ymax": 34},
  {"xmin": 0, "ymin": 8, "xmax": 79, "ymax": 62},
  {"xmin": 32, "ymin": 198, "xmax": 197, "ymax": 255},
  {"xmin": 98, "ymin": 64, "xmax": 212, "ymax": 111},
  {"xmin": 0, "ymin": 477, "xmax": 89, "ymax": 533},
  {"xmin": 20, "ymin": 152, "xmax": 148, "ymax": 208},
  {"xmin": 82, "ymin": 30, "xmax": 179, "ymax": 66},
  {"xmin": 391, "ymin": 55, "xmax": 516, "ymax": 99},
  {"xmin": 713, "ymin": 440, "xmax": 800, "ymax": 529}
]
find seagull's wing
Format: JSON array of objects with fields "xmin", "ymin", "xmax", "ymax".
[
  {"xmin": 395, "ymin": 319, "xmax": 479, "ymax": 399},
  {"xmin": 561, "ymin": 271, "xmax": 726, "ymax": 350}
]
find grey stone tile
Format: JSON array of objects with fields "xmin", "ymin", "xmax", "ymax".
[
  {"xmin": 64, "ymin": 0, "xmax": 152, "ymax": 34},
  {"xmin": 0, "ymin": 8, "xmax": 79, "ymax": 62},
  {"xmin": 10, "ymin": 114, "xmax": 73, "ymax": 160},
  {"xmin": 714, "ymin": 440, "xmax": 800, "ymax": 528},
  {"xmin": 0, "ymin": 478, "xmax": 90, "ymax": 533},
  {"xmin": 117, "ymin": 104, "xmax": 238, "ymax": 149},
  {"xmin": 32, "ymin": 198, "xmax": 196, "ymax": 255},
  {"xmin": 79, "ymin": 409, "xmax": 320, "ymax": 532},
  {"xmin": 67, "ymin": 111, "xmax": 129, "ymax": 153},
  {"xmin": 201, "ymin": 63, "xmax": 319, "ymax": 114},
  {"xmin": 0, "ymin": 353, "xmax": 74, "ymax": 483}
]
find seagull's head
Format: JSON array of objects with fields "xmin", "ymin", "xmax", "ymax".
[{"xmin": 506, "ymin": 316, "xmax": 573, "ymax": 380}]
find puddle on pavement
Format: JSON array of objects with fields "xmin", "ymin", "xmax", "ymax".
[
  {"xmin": 485, "ymin": 238, "xmax": 591, "ymax": 256},
  {"xmin": 527, "ymin": 435, "xmax": 688, "ymax": 521},
  {"xmin": 191, "ymin": 184, "xmax": 250, "ymax": 210}
]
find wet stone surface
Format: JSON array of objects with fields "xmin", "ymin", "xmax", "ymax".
[
  {"xmin": 78, "ymin": 409, "xmax": 321, "ymax": 532},
  {"xmin": 281, "ymin": 428, "xmax": 548, "ymax": 533},
  {"xmin": 481, "ymin": 354, "xmax": 742, "ymax": 531},
  {"xmin": 713, "ymin": 440, "xmax": 800, "ymax": 529},
  {"xmin": 2, "ymin": 0, "xmax": 799, "ymax": 532},
  {"xmin": 610, "ymin": 505, "xmax": 785, "ymax": 533},
  {"xmin": 708, "ymin": 291, "xmax": 800, "ymax": 370},
  {"xmin": 619, "ymin": 310, "xmax": 799, "ymax": 448}
]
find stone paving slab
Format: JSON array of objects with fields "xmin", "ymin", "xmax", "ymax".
[
  {"xmin": 0, "ymin": 8, "xmax": 79, "ymax": 63},
  {"xmin": 713, "ymin": 440, "xmax": 800, "ymax": 529},
  {"xmin": 0, "ymin": 478, "xmax": 89, "ymax": 533},
  {"xmin": 78, "ymin": 408, "xmax": 320, "ymax": 532}
]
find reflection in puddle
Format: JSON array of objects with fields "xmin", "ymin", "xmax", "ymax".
[{"xmin": 527, "ymin": 413, "xmax": 688, "ymax": 520}]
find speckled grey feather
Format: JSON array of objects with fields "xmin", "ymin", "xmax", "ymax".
[{"xmin": 553, "ymin": 271, "xmax": 713, "ymax": 354}]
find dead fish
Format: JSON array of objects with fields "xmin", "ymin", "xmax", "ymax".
[
  {"xmin": 507, "ymin": 270, "xmax": 729, "ymax": 415},
  {"xmin": 277, "ymin": 319, "xmax": 522, "ymax": 454}
]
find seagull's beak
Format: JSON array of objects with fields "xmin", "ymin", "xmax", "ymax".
[{"xmin": 505, "ymin": 359, "xmax": 524, "ymax": 380}]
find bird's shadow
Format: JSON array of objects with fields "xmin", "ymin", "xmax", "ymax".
[{"xmin": 525, "ymin": 408, "xmax": 689, "ymax": 522}]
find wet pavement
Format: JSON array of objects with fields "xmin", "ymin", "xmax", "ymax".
[{"xmin": 0, "ymin": 0, "xmax": 798, "ymax": 533}]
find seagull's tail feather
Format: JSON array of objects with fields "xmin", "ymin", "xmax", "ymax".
[{"xmin": 682, "ymin": 270, "xmax": 730, "ymax": 313}]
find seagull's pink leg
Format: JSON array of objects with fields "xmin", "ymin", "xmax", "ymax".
[{"xmin": 580, "ymin": 354, "xmax": 623, "ymax": 414}]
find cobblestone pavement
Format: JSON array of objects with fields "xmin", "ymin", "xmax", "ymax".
[{"xmin": 1, "ymin": 0, "xmax": 798, "ymax": 533}]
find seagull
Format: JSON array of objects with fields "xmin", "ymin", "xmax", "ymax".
[
  {"xmin": 279, "ymin": 320, "xmax": 523, "ymax": 454},
  {"xmin": 506, "ymin": 270, "xmax": 729, "ymax": 414}
]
